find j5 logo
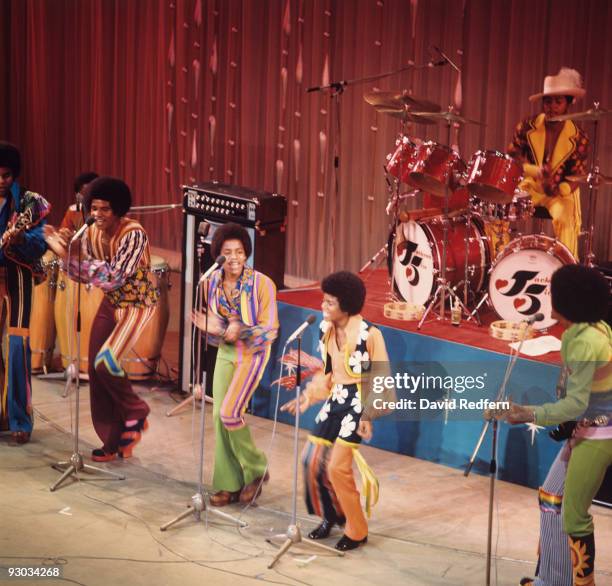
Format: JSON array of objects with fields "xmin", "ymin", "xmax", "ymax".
[
  {"xmin": 497, "ymin": 270, "xmax": 546, "ymax": 315},
  {"xmin": 397, "ymin": 240, "xmax": 423, "ymax": 286}
]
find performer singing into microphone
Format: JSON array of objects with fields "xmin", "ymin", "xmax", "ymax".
[
  {"xmin": 507, "ymin": 68, "xmax": 589, "ymax": 259},
  {"xmin": 59, "ymin": 171, "xmax": 98, "ymax": 232},
  {"xmin": 0, "ymin": 142, "xmax": 49, "ymax": 445},
  {"xmin": 44, "ymin": 177, "xmax": 157, "ymax": 461},
  {"xmin": 192, "ymin": 222, "xmax": 278, "ymax": 506},
  {"xmin": 282, "ymin": 271, "xmax": 390, "ymax": 551},
  {"xmin": 502, "ymin": 265, "xmax": 611, "ymax": 586}
]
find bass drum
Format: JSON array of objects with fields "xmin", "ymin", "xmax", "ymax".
[
  {"xmin": 489, "ymin": 235, "xmax": 576, "ymax": 330},
  {"xmin": 390, "ymin": 213, "xmax": 490, "ymax": 306}
]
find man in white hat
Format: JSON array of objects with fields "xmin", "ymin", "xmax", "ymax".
[{"xmin": 507, "ymin": 67, "xmax": 589, "ymax": 259}]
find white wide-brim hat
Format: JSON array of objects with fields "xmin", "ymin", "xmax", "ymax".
[{"xmin": 529, "ymin": 67, "xmax": 586, "ymax": 102}]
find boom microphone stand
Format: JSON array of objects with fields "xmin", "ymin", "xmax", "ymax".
[
  {"xmin": 268, "ymin": 330, "xmax": 342, "ymax": 568},
  {"xmin": 161, "ymin": 258, "xmax": 246, "ymax": 531},
  {"xmin": 50, "ymin": 224, "xmax": 125, "ymax": 491}
]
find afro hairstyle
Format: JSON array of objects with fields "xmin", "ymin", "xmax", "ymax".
[
  {"xmin": 74, "ymin": 171, "xmax": 99, "ymax": 194},
  {"xmin": 83, "ymin": 176, "xmax": 132, "ymax": 217},
  {"xmin": 321, "ymin": 271, "xmax": 366, "ymax": 316},
  {"xmin": 0, "ymin": 142, "xmax": 21, "ymax": 178},
  {"xmin": 211, "ymin": 222, "xmax": 252, "ymax": 259},
  {"xmin": 551, "ymin": 264, "xmax": 609, "ymax": 323}
]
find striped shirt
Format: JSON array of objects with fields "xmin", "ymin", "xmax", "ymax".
[{"xmin": 67, "ymin": 217, "xmax": 158, "ymax": 308}]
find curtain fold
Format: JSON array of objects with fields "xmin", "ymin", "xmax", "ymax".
[{"xmin": 1, "ymin": 0, "xmax": 610, "ymax": 280}]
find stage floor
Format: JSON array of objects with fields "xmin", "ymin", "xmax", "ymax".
[
  {"xmin": 2, "ymin": 376, "xmax": 611, "ymax": 586},
  {"xmin": 278, "ymin": 269, "xmax": 564, "ymax": 366}
]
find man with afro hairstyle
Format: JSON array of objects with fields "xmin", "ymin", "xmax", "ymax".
[
  {"xmin": 45, "ymin": 177, "xmax": 158, "ymax": 461},
  {"xmin": 60, "ymin": 171, "xmax": 99, "ymax": 232},
  {"xmin": 503, "ymin": 265, "xmax": 611, "ymax": 586},
  {"xmin": 0, "ymin": 142, "xmax": 49, "ymax": 445},
  {"xmin": 192, "ymin": 222, "xmax": 278, "ymax": 506},
  {"xmin": 282, "ymin": 271, "xmax": 390, "ymax": 551}
]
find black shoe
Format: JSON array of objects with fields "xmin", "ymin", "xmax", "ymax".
[
  {"xmin": 308, "ymin": 516, "xmax": 346, "ymax": 540},
  {"xmin": 335, "ymin": 534, "xmax": 367, "ymax": 551}
]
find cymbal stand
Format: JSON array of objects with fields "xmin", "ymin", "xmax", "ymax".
[
  {"xmin": 359, "ymin": 173, "xmax": 396, "ymax": 274},
  {"xmin": 417, "ymin": 114, "xmax": 470, "ymax": 328},
  {"xmin": 458, "ymin": 199, "xmax": 482, "ymax": 325},
  {"xmin": 583, "ymin": 102, "xmax": 601, "ymax": 267}
]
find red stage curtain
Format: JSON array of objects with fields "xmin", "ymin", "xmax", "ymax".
[{"xmin": 1, "ymin": 0, "xmax": 610, "ymax": 280}]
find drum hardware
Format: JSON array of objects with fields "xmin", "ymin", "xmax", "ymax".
[
  {"xmin": 549, "ymin": 103, "xmax": 610, "ymax": 123},
  {"xmin": 551, "ymin": 101, "xmax": 610, "ymax": 266},
  {"xmin": 410, "ymin": 108, "xmax": 485, "ymax": 127},
  {"xmin": 407, "ymin": 108, "xmax": 482, "ymax": 327},
  {"xmin": 363, "ymin": 90, "xmax": 441, "ymax": 114}
]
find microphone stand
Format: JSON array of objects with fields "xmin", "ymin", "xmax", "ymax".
[
  {"xmin": 463, "ymin": 322, "xmax": 532, "ymax": 585},
  {"xmin": 166, "ymin": 236, "xmax": 213, "ymax": 417},
  {"xmin": 307, "ymin": 60, "xmax": 448, "ymax": 265},
  {"xmin": 268, "ymin": 335, "xmax": 343, "ymax": 568},
  {"xmin": 161, "ymin": 271, "xmax": 245, "ymax": 531},
  {"xmin": 50, "ymin": 233, "xmax": 125, "ymax": 491}
]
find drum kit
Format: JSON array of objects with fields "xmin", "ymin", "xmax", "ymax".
[{"xmin": 365, "ymin": 91, "xmax": 611, "ymax": 331}]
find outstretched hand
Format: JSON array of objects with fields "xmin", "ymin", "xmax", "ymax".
[
  {"xmin": 280, "ymin": 394, "xmax": 310, "ymax": 416},
  {"xmin": 357, "ymin": 419, "xmax": 373, "ymax": 441}
]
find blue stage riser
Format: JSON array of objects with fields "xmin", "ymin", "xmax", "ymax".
[{"xmin": 251, "ymin": 301, "xmax": 562, "ymax": 489}]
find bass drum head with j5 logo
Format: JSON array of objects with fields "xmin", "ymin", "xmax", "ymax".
[
  {"xmin": 489, "ymin": 235, "xmax": 576, "ymax": 330},
  {"xmin": 390, "ymin": 215, "xmax": 489, "ymax": 307},
  {"xmin": 391, "ymin": 220, "xmax": 436, "ymax": 306}
]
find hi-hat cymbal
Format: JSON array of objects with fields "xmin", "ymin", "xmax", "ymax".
[
  {"xmin": 376, "ymin": 107, "xmax": 438, "ymax": 125},
  {"xmin": 549, "ymin": 107, "xmax": 611, "ymax": 122},
  {"xmin": 566, "ymin": 171, "xmax": 612, "ymax": 186},
  {"xmin": 411, "ymin": 110, "xmax": 484, "ymax": 126},
  {"xmin": 363, "ymin": 90, "xmax": 440, "ymax": 113}
]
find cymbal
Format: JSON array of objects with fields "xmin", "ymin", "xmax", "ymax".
[
  {"xmin": 549, "ymin": 107, "xmax": 611, "ymax": 122},
  {"xmin": 376, "ymin": 107, "xmax": 438, "ymax": 125},
  {"xmin": 363, "ymin": 90, "xmax": 440, "ymax": 113},
  {"xmin": 566, "ymin": 171, "xmax": 612, "ymax": 186},
  {"xmin": 410, "ymin": 110, "xmax": 484, "ymax": 126}
]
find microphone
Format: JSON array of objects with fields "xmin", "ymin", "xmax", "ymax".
[
  {"xmin": 70, "ymin": 216, "xmax": 95, "ymax": 243},
  {"xmin": 525, "ymin": 313, "xmax": 545, "ymax": 325},
  {"xmin": 198, "ymin": 221, "xmax": 210, "ymax": 238},
  {"xmin": 430, "ymin": 45, "xmax": 461, "ymax": 73},
  {"xmin": 198, "ymin": 254, "xmax": 226, "ymax": 283},
  {"xmin": 285, "ymin": 314, "xmax": 317, "ymax": 345},
  {"xmin": 196, "ymin": 221, "xmax": 210, "ymax": 259}
]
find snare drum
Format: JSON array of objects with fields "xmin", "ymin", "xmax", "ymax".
[
  {"xmin": 466, "ymin": 150, "xmax": 523, "ymax": 203},
  {"xmin": 30, "ymin": 251, "xmax": 59, "ymax": 373},
  {"xmin": 407, "ymin": 141, "xmax": 466, "ymax": 197},
  {"xmin": 391, "ymin": 214, "xmax": 490, "ymax": 306},
  {"xmin": 120, "ymin": 255, "xmax": 170, "ymax": 380},
  {"xmin": 489, "ymin": 235, "xmax": 576, "ymax": 330},
  {"xmin": 470, "ymin": 191, "xmax": 534, "ymax": 222}
]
